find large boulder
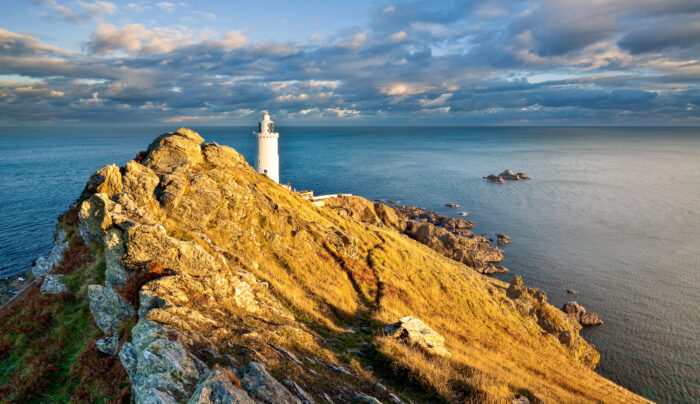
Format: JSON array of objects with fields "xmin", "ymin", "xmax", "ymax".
[
  {"xmin": 143, "ymin": 128, "xmax": 204, "ymax": 174},
  {"xmin": 121, "ymin": 160, "xmax": 160, "ymax": 206},
  {"xmin": 384, "ymin": 316, "xmax": 450, "ymax": 357},
  {"xmin": 79, "ymin": 164, "xmax": 123, "ymax": 201},
  {"xmin": 88, "ymin": 284, "xmax": 133, "ymax": 334},
  {"xmin": 188, "ymin": 368, "xmax": 256, "ymax": 404},
  {"xmin": 241, "ymin": 361, "xmax": 302, "ymax": 404},
  {"xmin": 120, "ymin": 318, "xmax": 208, "ymax": 403}
]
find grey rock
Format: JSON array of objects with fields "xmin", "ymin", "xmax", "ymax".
[
  {"xmin": 40, "ymin": 274, "xmax": 67, "ymax": 295},
  {"xmin": 283, "ymin": 379, "xmax": 315, "ymax": 404},
  {"xmin": 31, "ymin": 230, "xmax": 68, "ymax": 277},
  {"xmin": 88, "ymin": 284, "xmax": 133, "ymax": 334},
  {"xmin": 384, "ymin": 316, "xmax": 450, "ymax": 357},
  {"xmin": 272, "ymin": 344, "xmax": 303, "ymax": 365},
  {"xmin": 388, "ymin": 393, "xmax": 403, "ymax": 403},
  {"xmin": 104, "ymin": 228, "xmax": 130, "ymax": 287},
  {"xmin": 188, "ymin": 368, "xmax": 256, "ymax": 404},
  {"xmin": 122, "ymin": 318, "xmax": 208, "ymax": 403},
  {"xmin": 96, "ymin": 334, "xmax": 120, "ymax": 355},
  {"xmin": 242, "ymin": 361, "xmax": 302, "ymax": 404},
  {"xmin": 511, "ymin": 395, "xmax": 530, "ymax": 404},
  {"xmin": 354, "ymin": 393, "xmax": 382, "ymax": 404}
]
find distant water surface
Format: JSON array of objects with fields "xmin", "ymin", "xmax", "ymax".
[{"xmin": 0, "ymin": 126, "xmax": 698, "ymax": 402}]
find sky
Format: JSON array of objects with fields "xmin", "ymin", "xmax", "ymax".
[{"xmin": 0, "ymin": 0, "xmax": 698, "ymax": 125}]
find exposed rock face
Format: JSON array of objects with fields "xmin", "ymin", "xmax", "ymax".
[
  {"xmin": 40, "ymin": 274, "xmax": 67, "ymax": 295},
  {"xmin": 562, "ymin": 301, "xmax": 603, "ymax": 326},
  {"xmin": 31, "ymin": 230, "xmax": 68, "ymax": 277},
  {"xmin": 96, "ymin": 334, "xmax": 120, "ymax": 355},
  {"xmin": 189, "ymin": 368, "xmax": 256, "ymax": 404},
  {"xmin": 506, "ymin": 277, "xmax": 600, "ymax": 367},
  {"xmin": 384, "ymin": 316, "xmax": 450, "ymax": 357},
  {"xmin": 241, "ymin": 362, "xmax": 302, "ymax": 404},
  {"xmin": 80, "ymin": 164, "xmax": 123, "ymax": 201}
]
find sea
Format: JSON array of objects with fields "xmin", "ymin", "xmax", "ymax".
[{"xmin": 0, "ymin": 126, "xmax": 698, "ymax": 403}]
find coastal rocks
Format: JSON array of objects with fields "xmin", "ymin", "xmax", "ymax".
[
  {"xmin": 506, "ymin": 276, "xmax": 600, "ymax": 368},
  {"xmin": 418, "ymin": 211, "xmax": 475, "ymax": 230},
  {"xmin": 31, "ymin": 230, "xmax": 68, "ymax": 277},
  {"xmin": 384, "ymin": 316, "xmax": 450, "ymax": 357},
  {"xmin": 562, "ymin": 301, "xmax": 603, "ymax": 326},
  {"xmin": 87, "ymin": 284, "xmax": 133, "ymax": 334},
  {"xmin": 444, "ymin": 203, "xmax": 460, "ymax": 208},
  {"xmin": 241, "ymin": 361, "xmax": 302, "ymax": 404},
  {"xmin": 40, "ymin": 274, "xmax": 67, "ymax": 295},
  {"xmin": 484, "ymin": 170, "xmax": 531, "ymax": 183},
  {"xmin": 391, "ymin": 205, "xmax": 425, "ymax": 219},
  {"xmin": 404, "ymin": 220, "xmax": 504, "ymax": 273},
  {"xmin": 120, "ymin": 160, "xmax": 160, "ymax": 206},
  {"xmin": 496, "ymin": 234, "xmax": 510, "ymax": 245},
  {"xmin": 188, "ymin": 368, "xmax": 256, "ymax": 404}
]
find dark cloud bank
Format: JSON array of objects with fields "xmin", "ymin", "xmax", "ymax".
[{"xmin": 1, "ymin": 0, "xmax": 699, "ymax": 125}]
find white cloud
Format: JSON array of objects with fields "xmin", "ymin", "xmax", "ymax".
[
  {"xmin": 383, "ymin": 6, "xmax": 396, "ymax": 13},
  {"xmin": 325, "ymin": 107, "xmax": 360, "ymax": 117},
  {"xmin": 338, "ymin": 30, "xmax": 370, "ymax": 50},
  {"xmin": 41, "ymin": 0, "xmax": 117, "ymax": 23},
  {"xmin": 381, "ymin": 83, "xmax": 431, "ymax": 96},
  {"xmin": 156, "ymin": 2, "xmax": 177, "ymax": 12},
  {"xmin": 419, "ymin": 93, "xmax": 452, "ymax": 107},
  {"xmin": 219, "ymin": 30, "xmax": 248, "ymax": 49},
  {"xmin": 15, "ymin": 86, "xmax": 64, "ymax": 98},
  {"xmin": 390, "ymin": 31, "xmax": 407, "ymax": 41},
  {"xmin": 87, "ymin": 23, "xmax": 194, "ymax": 54}
]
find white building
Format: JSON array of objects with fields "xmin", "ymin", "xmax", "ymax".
[{"xmin": 255, "ymin": 112, "xmax": 279, "ymax": 183}]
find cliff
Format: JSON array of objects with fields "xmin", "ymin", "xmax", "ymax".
[{"xmin": 0, "ymin": 128, "xmax": 651, "ymax": 403}]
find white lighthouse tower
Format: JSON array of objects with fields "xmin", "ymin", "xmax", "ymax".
[{"xmin": 255, "ymin": 111, "xmax": 280, "ymax": 183}]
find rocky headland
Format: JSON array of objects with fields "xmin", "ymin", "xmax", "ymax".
[{"xmin": 0, "ymin": 128, "xmax": 644, "ymax": 403}]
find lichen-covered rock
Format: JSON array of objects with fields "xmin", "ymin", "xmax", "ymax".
[
  {"xmin": 384, "ymin": 316, "xmax": 450, "ymax": 357},
  {"xmin": 80, "ymin": 164, "xmax": 123, "ymax": 201},
  {"xmin": 96, "ymin": 334, "xmax": 120, "ymax": 355},
  {"xmin": 121, "ymin": 318, "xmax": 208, "ymax": 403},
  {"xmin": 31, "ymin": 230, "xmax": 68, "ymax": 277},
  {"xmin": 88, "ymin": 284, "xmax": 132, "ymax": 334},
  {"xmin": 40, "ymin": 274, "xmax": 67, "ymax": 295},
  {"xmin": 283, "ymin": 379, "xmax": 314, "ymax": 404},
  {"xmin": 188, "ymin": 368, "xmax": 256, "ymax": 404},
  {"xmin": 121, "ymin": 160, "xmax": 160, "ymax": 206},
  {"xmin": 241, "ymin": 362, "xmax": 302, "ymax": 404},
  {"xmin": 143, "ymin": 128, "xmax": 204, "ymax": 174},
  {"xmin": 79, "ymin": 193, "xmax": 130, "ymax": 243},
  {"xmin": 104, "ymin": 228, "xmax": 130, "ymax": 287},
  {"xmin": 355, "ymin": 393, "xmax": 383, "ymax": 403},
  {"xmin": 201, "ymin": 142, "xmax": 246, "ymax": 169}
]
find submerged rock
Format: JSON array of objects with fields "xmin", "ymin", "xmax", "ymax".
[
  {"xmin": 444, "ymin": 203, "xmax": 460, "ymax": 208},
  {"xmin": 384, "ymin": 316, "xmax": 450, "ymax": 357},
  {"xmin": 496, "ymin": 233, "xmax": 510, "ymax": 245}
]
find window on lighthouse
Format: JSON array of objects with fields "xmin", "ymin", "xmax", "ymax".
[{"xmin": 268, "ymin": 122, "xmax": 274, "ymax": 132}]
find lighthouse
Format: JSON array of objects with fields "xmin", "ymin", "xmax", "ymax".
[{"xmin": 255, "ymin": 112, "xmax": 280, "ymax": 183}]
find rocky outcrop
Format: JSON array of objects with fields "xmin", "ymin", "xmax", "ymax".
[
  {"xmin": 189, "ymin": 368, "xmax": 256, "ymax": 404},
  {"xmin": 31, "ymin": 230, "xmax": 68, "ymax": 277},
  {"xmin": 52, "ymin": 127, "xmax": 646, "ymax": 403},
  {"xmin": 497, "ymin": 233, "xmax": 510, "ymax": 245},
  {"xmin": 484, "ymin": 170, "xmax": 531, "ymax": 183},
  {"xmin": 40, "ymin": 274, "xmax": 67, "ymax": 295},
  {"xmin": 562, "ymin": 301, "xmax": 603, "ymax": 326},
  {"xmin": 384, "ymin": 316, "xmax": 450, "ymax": 357},
  {"xmin": 241, "ymin": 362, "xmax": 302, "ymax": 404},
  {"xmin": 506, "ymin": 277, "xmax": 600, "ymax": 368}
]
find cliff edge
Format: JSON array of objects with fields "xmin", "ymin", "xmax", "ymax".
[{"xmin": 0, "ymin": 128, "xmax": 651, "ymax": 403}]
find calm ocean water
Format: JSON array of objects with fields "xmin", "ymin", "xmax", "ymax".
[{"xmin": 1, "ymin": 126, "xmax": 698, "ymax": 402}]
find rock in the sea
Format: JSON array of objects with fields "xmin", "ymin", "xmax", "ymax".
[
  {"xmin": 242, "ymin": 361, "xmax": 302, "ymax": 404},
  {"xmin": 484, "ymin": 170, "xmax": 531, "ymax": 182},
  {"xmin": 444, "ymin": 203, "xmax": 460, "ymax": 208},
  {"xmin": 40, "ymin": 274, "xmax": 68, "ymax": 295},
  {"xmin": 458, "ymin": 211, "xmax": 468, "ymax": 216},
  {"xmin": 384, "ymin": 316, "xmax": 450, "ymax": 356},
  {"xmin": 496, "ymin": 233, "xmax": 510, "ymax": 245},
  {"xmin": 562, "ymin": 301, "xmax": 603, "ymax": 326},
  {"xmin": 31, "ymin": 230, "xmax": 68, "ymax": 278},
  {"xmin": 188, "ymin": 368, "xmax": 256, "ymax": 404},
  {"xmin": 566, "ymin": 289, "xmax": 576, "ymax": 295}
]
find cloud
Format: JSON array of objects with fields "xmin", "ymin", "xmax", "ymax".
[
  {"xmin": 38, "ymin": 0, "xmax": 117, "ymax": 23},
  {"xmin": 1, "ymin": 0, "xmax": 699, "ymax": 125}
]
